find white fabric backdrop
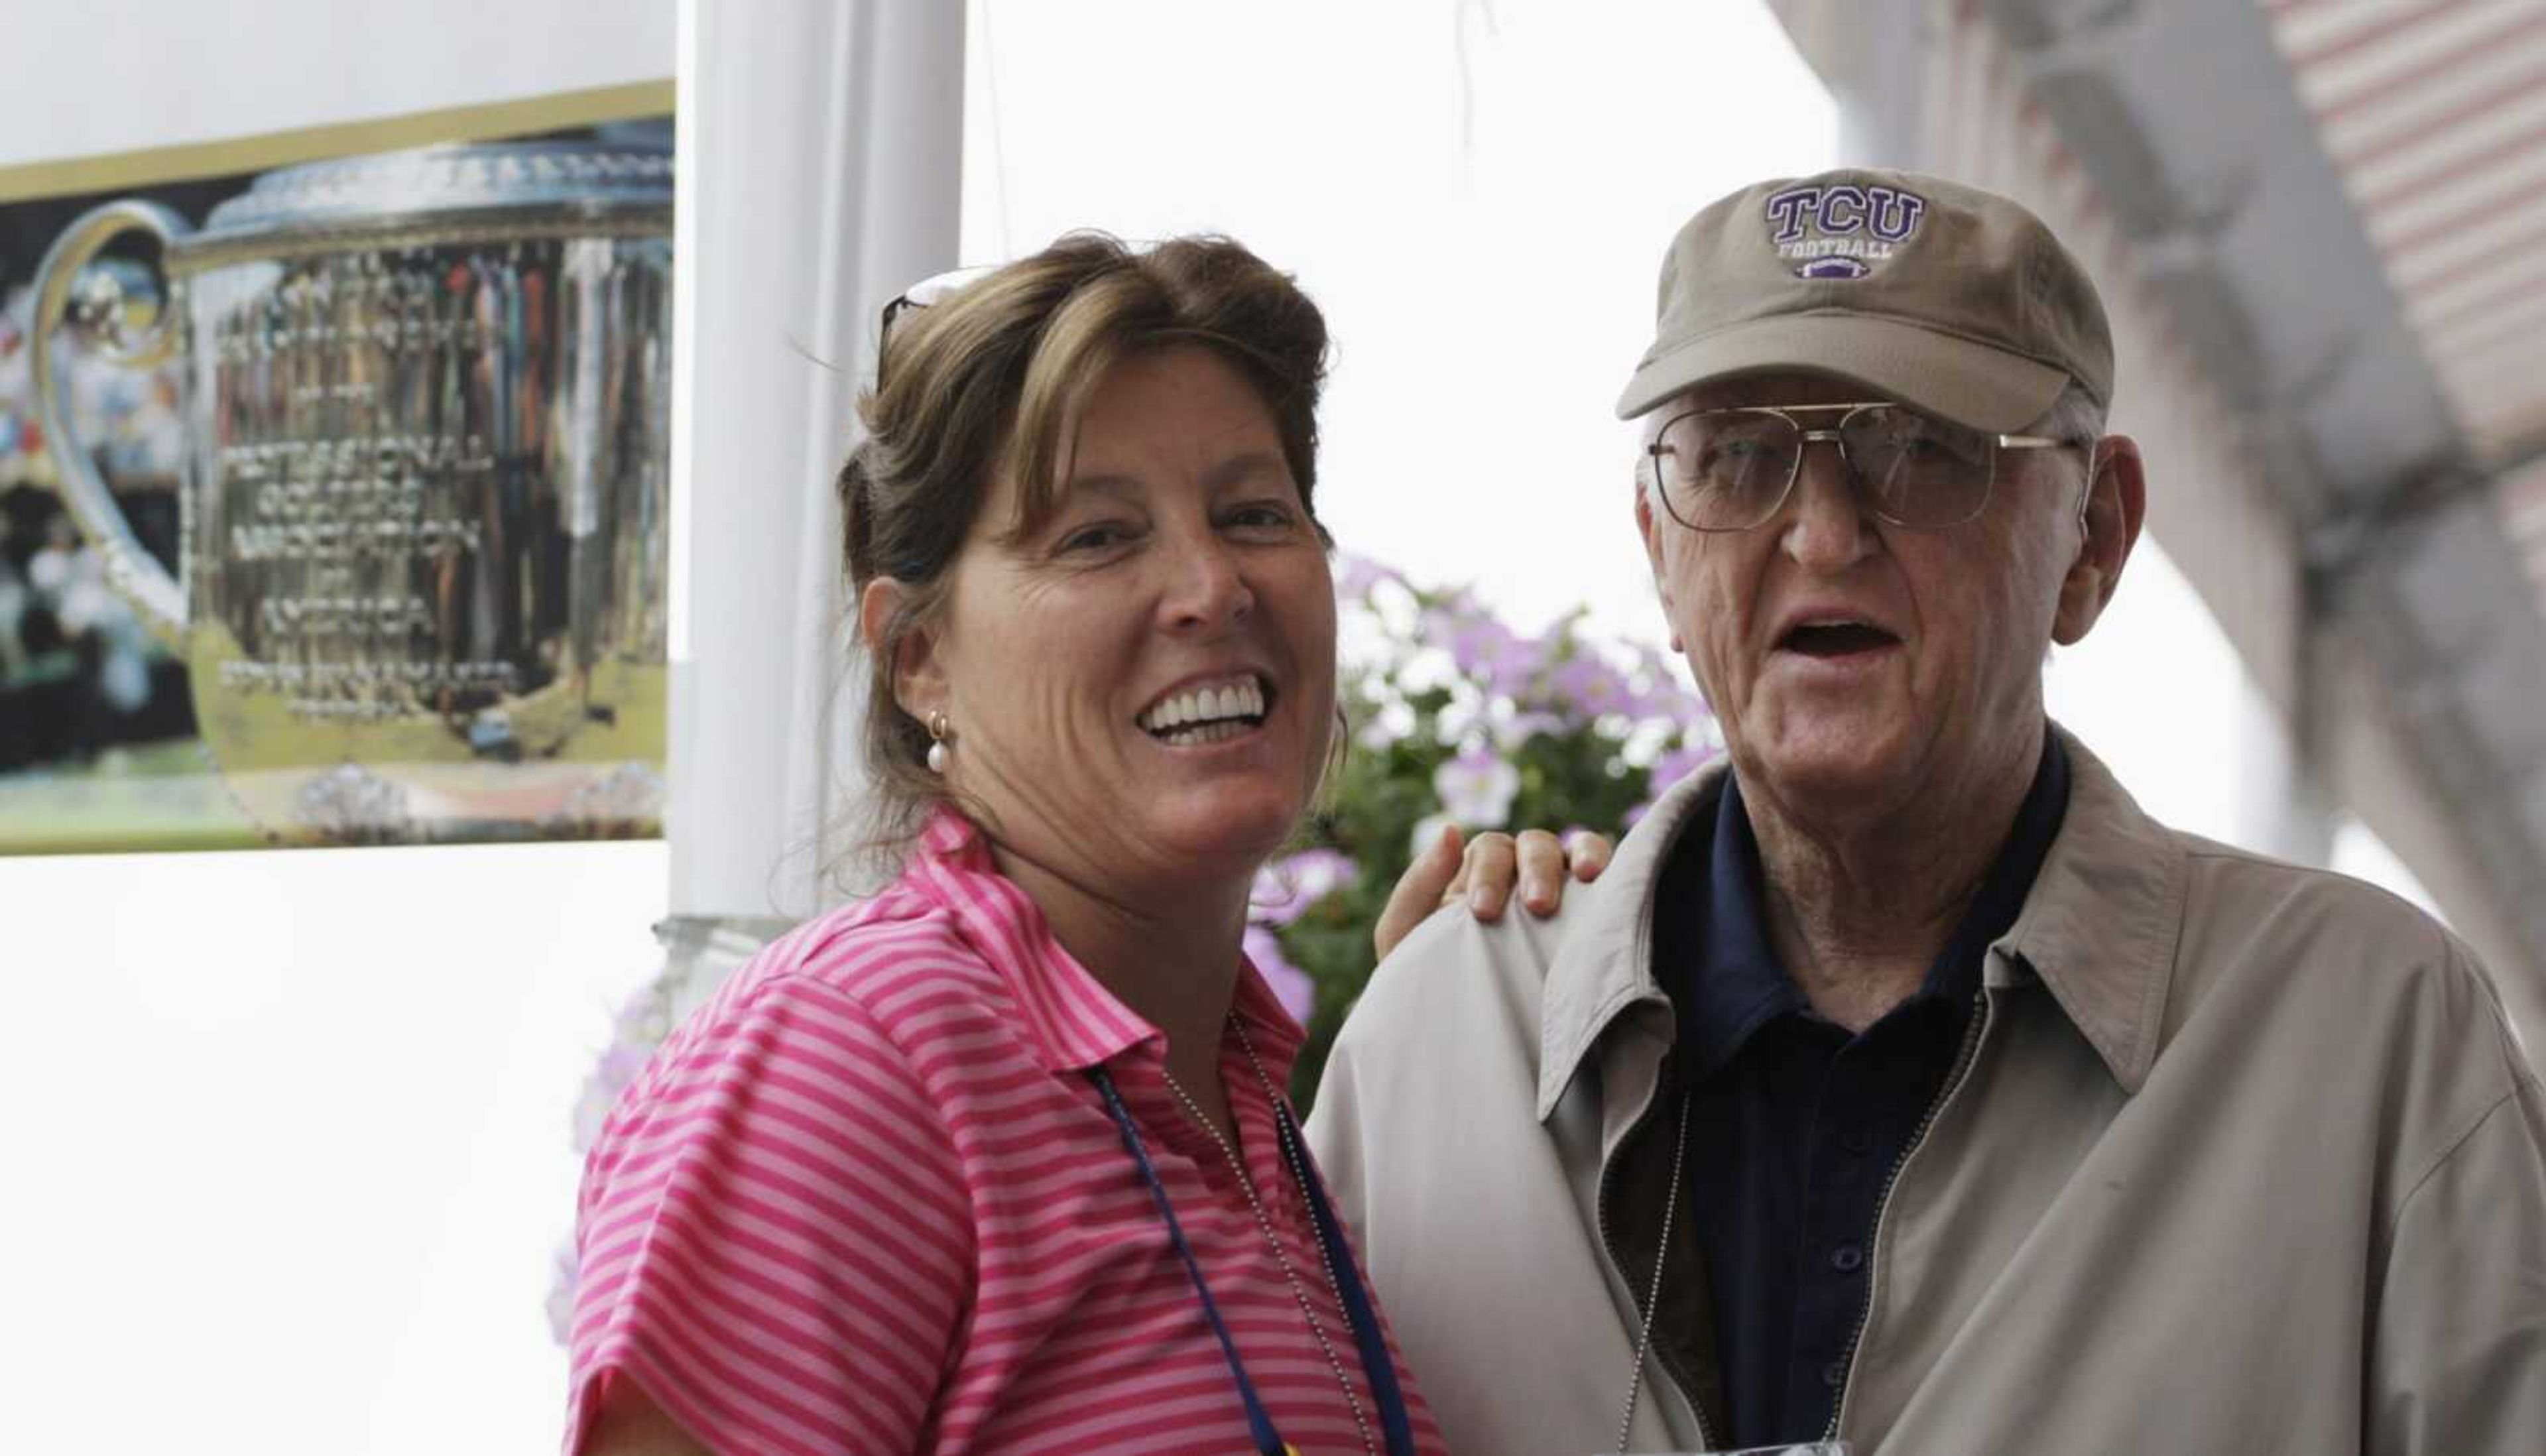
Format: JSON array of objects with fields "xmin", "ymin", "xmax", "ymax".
[{"xmin": 668, "ymin": 0, "xmax": 964, "ymax": 922}]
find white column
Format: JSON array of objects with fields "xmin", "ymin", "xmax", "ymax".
[
  {"xmin": 668, "ymin": 0, "xmax": 965, "ymax": 924},
  {"xmin": 1778, "ymin": 0, "xmax": 1933, "ymax": 170},
  {"xmin": 1833, "ymin": 0, "xmax": 1931, "ymax": 169}
]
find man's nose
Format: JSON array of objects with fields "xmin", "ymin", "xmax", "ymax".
[{"xmin": 1777, "ymin": 435, "xmax": 1874, "ymax": 569}]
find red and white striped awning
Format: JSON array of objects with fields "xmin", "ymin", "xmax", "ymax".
[{"xmin": 2267, "ymin": 0, "xmax": 2546, "ymax": 467}]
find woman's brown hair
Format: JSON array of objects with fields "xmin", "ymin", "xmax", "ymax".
[{"xmin": 838, "ymin": 231, "xmax": 1330, "ymax": 865}]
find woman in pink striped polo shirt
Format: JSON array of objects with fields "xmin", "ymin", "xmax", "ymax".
[{"xmin": 567, "ymin": 234, "xmax": 1450, "ymax": 1456}]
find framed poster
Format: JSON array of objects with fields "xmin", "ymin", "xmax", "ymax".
[{"xmin": 0, "ymin": 82, "xmax": 672, "ymax": 852}]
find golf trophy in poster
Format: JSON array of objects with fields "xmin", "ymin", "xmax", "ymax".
[{"xmin": 25, "ymin": 137, "xmax": 671, "ymax": 847}]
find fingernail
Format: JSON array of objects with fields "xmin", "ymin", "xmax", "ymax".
[
  {"xmin": 1525, "ymin": 873, "xmax": 1552, "ymax": 908},
  {"xmin": 1469, "ymin": 883, "xmax": 1494, "ymax": 913}
]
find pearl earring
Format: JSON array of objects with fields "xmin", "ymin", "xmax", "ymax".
[{"xmin": 926, "ymin": 710, "xmax": 952, "ymax": 774}]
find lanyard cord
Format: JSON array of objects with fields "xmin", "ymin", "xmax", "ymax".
[
  {"xmin": 1267, "ymin": 1085, "xmax": 1421, "ymax": 1456},
  {"xmin": 1612, "ymin": 1089, "xmax": 1694, "ymax": 1453},
  {"xmin": 1089, "ymin": 1065, "xmax": 1417, "ymax": 1456}
]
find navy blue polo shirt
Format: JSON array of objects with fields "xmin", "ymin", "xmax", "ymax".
[{"xmin": 1653, "ymin": 733, "xmax": 2069, "ymax": 1445}]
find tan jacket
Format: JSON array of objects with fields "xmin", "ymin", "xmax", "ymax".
[{"xmin": 1307, "ymin": 729, "xmax": 2546, "ymax": 1455}]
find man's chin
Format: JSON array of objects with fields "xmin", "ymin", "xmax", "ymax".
[{"xmin": 1744, "ymin": 733, "xmax": 1917, "ymax": 808}]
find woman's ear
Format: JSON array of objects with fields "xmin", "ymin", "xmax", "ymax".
[{"xmin": 859, "ymin": 576, "xmax": 946, "ymax": 718}]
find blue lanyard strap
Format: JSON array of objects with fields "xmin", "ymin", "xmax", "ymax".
[
  {"xmin": 1089, "ymin": 1068, "xmax": 1288, "ymax": 1456},
  {"xmin": 1087, "ymin": 1067, "xmax": 1416, "ymax": 1456}
]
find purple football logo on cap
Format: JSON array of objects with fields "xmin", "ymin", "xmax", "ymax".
[
  {"xmin": 1765, "ymin": 182, "xmax": 1927, "ymax": 279},
  {"xmin": 1795, "ymin": 257, "xmax": 1872, "ymax": 280}
]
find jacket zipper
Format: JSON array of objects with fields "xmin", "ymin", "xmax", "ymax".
[
  {"xmin": 1597, "ymin": 1067, "xmax": 1715, "ymax": 1450},
  {"xmin": 1821, "ymin": 987, "xmax": 1995, "ymax": 1444}
]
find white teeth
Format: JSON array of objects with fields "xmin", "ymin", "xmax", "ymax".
[
  {"xmin": 1139, "ymin": 675, "xmax": 1268, "ymax": 735},
  {"xmin": 1157, "ymin": 719, "xmax": 1252, "ymax": 747}
]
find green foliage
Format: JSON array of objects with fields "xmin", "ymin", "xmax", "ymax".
[{"xmin": 1264, "ymin": 558, "xmax": 1719, "ymax": 1107}]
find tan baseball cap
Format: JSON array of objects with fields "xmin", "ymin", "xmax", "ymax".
[{"xmin": 1614, "ymin": 168, "xmax": 2114, "ymax": 434}]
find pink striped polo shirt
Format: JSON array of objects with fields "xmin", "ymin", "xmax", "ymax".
[{"xmin": 566, "ymin": 808, "xmax": 1449, "ymax": 1455}]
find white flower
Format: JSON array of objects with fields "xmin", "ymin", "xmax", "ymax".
[
  {"xmin": 1433, "ymin": 746, "xmax": 1520, "ymax": 826},
  {"xmin": 1488, "ymin": 708, "xmax": 1566, "ymax": 753},
  {"xmin": 1357, "ymin": 698, "xmax": 1417, "ymax": 751}
]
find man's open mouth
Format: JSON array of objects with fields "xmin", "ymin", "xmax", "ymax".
[
  {"xmin": 1779, "ymin": 621, "xmax": 1902, "ymax": 657},
  {"xmin": 1136, "ymin": 674, "xmax": 1271, "ymax": 747}
]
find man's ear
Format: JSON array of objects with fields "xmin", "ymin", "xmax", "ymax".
[
  {"xmin": 858, "ymin": 576, "xmax": 947, "ymax": 718},
  {"xmin": 2051, "ymin": 434, "xmax": 2148, "ymax": 646}
]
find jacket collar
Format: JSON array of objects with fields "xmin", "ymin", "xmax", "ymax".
[
  {"xmin": 1536, "ymin": 723, "xmax": 2186, "ymax": 1119},
  {"xmin": 1536, "ymin": 764, "xmax": 1723, "ymax": 1120},
  {"xmin": 1993, "ymin": 727, "xmax": 2185, "ymax": 1093}
]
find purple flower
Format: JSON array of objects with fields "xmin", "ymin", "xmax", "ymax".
[
  {"xmin": 1435, "ymin": 745, "xmax": 1521, "ymax": 825},
  {"xmin": 1334, "ymin": 552, "xmax": 1404, "ymax": 604},
  {"xmin": 1244, "ymin": 924, "xmax": 1316, "ymax": 1024},
  {"xmin": 1424, "ymin": 605, "xmax": 1526, "ymax": 685},
  {"xmin": 1642, "ymin": 683, "xmax": 1711, "ymax": 723},
  {"xmin": 1622, "ymin": 643, "xmax": 1715, "ymax": 724},
  {"xmin": 1546, "ymin": 651, "xmax": 1628, "ymax": 717},
  {"xmin": 1252, "ymin": 848, "xmax": 1359, "ymax": 926},
  {"xmin": 1648, "ymin": 744, "xmax": 1721, "ymax": 790},
  {"xmin": 1625, "ymin": 743, "xmax": 1725, "ymax": 827},
  {"xmin": 1485, "ymin": 631, "xmax": 1549, "ymax": 700}
]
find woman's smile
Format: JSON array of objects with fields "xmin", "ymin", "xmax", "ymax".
[{"xmin": 1137, "ymin": 670, "xmax": 1273, "ymax": 748}]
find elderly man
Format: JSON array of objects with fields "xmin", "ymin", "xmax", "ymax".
[{"xmin": 1307, "ymin": 168, "xmax": 2546, "ymax": 1455}]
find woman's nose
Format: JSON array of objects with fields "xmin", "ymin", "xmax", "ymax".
[{"xmin": 1162, "ymin": 531, "xmax": 1254, "ymax": 630}]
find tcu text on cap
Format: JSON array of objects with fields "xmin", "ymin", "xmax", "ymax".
[{"xmin": 1764, "ymin": 183, "xmax": 1927, "ymax": 245}]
